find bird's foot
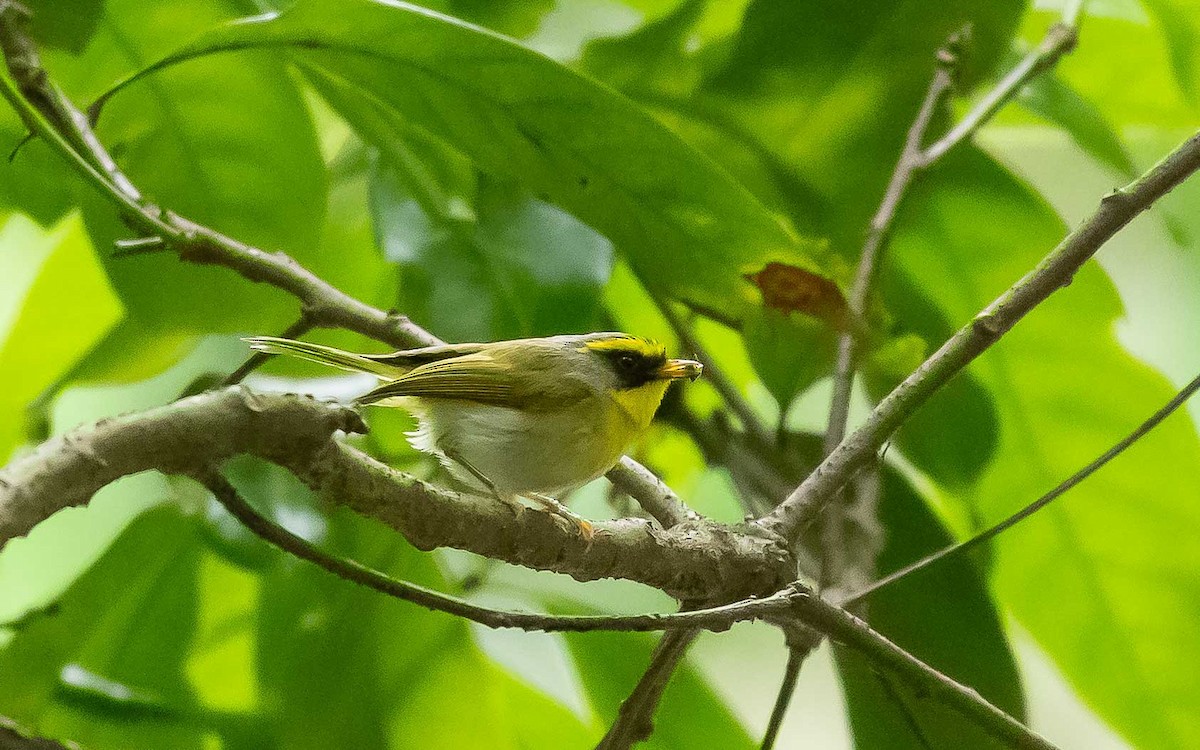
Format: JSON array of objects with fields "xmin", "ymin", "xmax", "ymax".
[{"xmin": 525, "ymin": 493, "xmax": 594, "ymax": 541}]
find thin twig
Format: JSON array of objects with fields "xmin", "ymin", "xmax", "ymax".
[
  {"xmin": 823, "ymin": 29, "xmax": 963, "ymax": 459},
  {"xmin": 198, "ymin": 468, "xmax": 790, "ymax": 632},
  {"xmin": 595, "ymin": 628, "xmax": 699, "ymax": 750},
  {"xmin": 789, "ymin": 591, "xmax": 1058, "ymax": 750},
  {"xmin": 760, "ymin": 128, "xmax": 1200, "ymax": 542},
  {"xmin": 842, "ymin": 369, "xmax": 1200, "ymax": 607},
  {"xmin": 760, "ymin": 635, "xmax": 815, "ymax": 750},
  {"xmin": 220, "ymin": 315, "xmax": 314, "ymax": 387},
  {"xmin": 919, "ymin": 21, "xmax": 1079, "ymax": 166},
  {"xmin": 819, "ymin": 8, "xmax": 1082, "ymax": 594},
  {"xmin": 654, "ymin": 295, "xmax": 774, "ymax": 449}
]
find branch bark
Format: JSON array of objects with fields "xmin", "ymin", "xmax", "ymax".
[
  {"xmin": 761, "ymin": 127, "xmax": 1200, "ymax": 542},
  {"xmin": 0, "ymin": 388, "xmax": 793, "ymax": 603},
  {"xmin": 842, "ymin": 368, "xmax": 1200, "ymax": 607}
]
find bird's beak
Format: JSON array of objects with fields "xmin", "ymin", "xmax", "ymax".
[{"xmin": 657, "ymin": 358, "xmax": 703, "ymax": 381}]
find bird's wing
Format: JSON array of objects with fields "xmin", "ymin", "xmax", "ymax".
[
  {"xmin": 361, "ymin": 342, "xmax": 490, "ymax": 369},
  {"xmin": 357, "ymin": 354, "xmax": 520, "ymax": 407}
]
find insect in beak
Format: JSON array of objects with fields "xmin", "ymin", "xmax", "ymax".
[{"xmin": 657, "ymin": 358, "xmax": 703, "ymax": 381}]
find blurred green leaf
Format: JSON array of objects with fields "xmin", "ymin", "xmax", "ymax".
[
  {"xmin": 894, "ymin": 146, "xmax": 1200, "ymax": 749},
  {"xmin": 703, "ymin": 0, "xmax": 1025, "ymax": 237},
  {"xmin": 863, "ymin": 273, "xmax": 1001, "ymax": 489},
  {"xmin": 41, "ymin": 0, "xmax": 328, "ymax": 333},
  {"xmin": 129, "ymin": 0, "xmax": 833, "ymax": 325},
  {"xmin": 1139, "ymin": 0, "xmax": 1200, "ymax": 102},
  {"xmin": 0, "ymin": 505, "xmax": 203, "ymax": 749},
  {"xmin": 0, "ymin": 213, "xmax": 121, "ymax": 462},
  {"xmin": 580, "ymin": 0, "xmax": 708, "ymax": 95},
  {"xmin": 837, "ymin": 469, "xmax": 1024, "ymax": 749},
  {"xmin": 23, "ymin": 0, "xmax": 105, "ymax": 53},
  {"xmin": 372, "ymin": 162, "xmax": 613, "ymax": 341},
  {"xmin": 1030, "ymin": 7, "xmax": 1194, "ymax": 127},
  {"xmin": 565, "ymin": 629, "xmax": 754, "ymax": 749},
  {"xmin": 743, "ymin": 307, "xmax": 835, "ymax": 409},
  {"xmin": 0, "ymin": 111, "xmax": 75, "ymax": 225},
  {"xmin": 1016, "ymin": 65, "xmax": 1137, "ymax": 177}
]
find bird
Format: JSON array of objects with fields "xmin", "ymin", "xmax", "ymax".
[{"xmin": 245, "ymin": 332, "xmax": 702, "ymax": 536}]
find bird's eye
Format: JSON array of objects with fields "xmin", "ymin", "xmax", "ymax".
[{"xmin": 617, "ymin": 354, "xmax": 637, "ymax": 371}]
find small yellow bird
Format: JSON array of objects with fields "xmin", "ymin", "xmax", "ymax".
[{"xmin": 245, "ymin": 333, "xmax": 702, "ymax": 534}]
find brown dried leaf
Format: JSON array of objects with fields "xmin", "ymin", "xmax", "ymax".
[{"xmin": 743, "ymin": 262, "xmax": 847, "ymax": 327}]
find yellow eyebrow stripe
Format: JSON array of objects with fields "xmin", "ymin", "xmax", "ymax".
[{"xmin": 580, "ymin": 337, "xmax": 666, "ymax": 358}]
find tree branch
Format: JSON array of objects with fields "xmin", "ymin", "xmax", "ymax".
[
  {"xmin": 0, "ymin": 3, "xmax": 691, "ymax": 529},
  {"xmin": 204, "ymin": 468, "xmax": 804, "ymax": 632},
  {"xmin": 595, "ymin": 628, "xmax": 699, "ymax": 750},
  {"xmin": 789, "ymin": 591, "xmax": 1058, "ymax": 750},
  {"xmin": 821, "ymin": 8, "xmax": 1083, "ymax": 592},
  {"xmin": 919, "ymin": 20, "xmax": 1079, "ymax": 166},
  {"xmin": 842, "ymin": 368, "xmax": 1200, "ymax": 607},
  {"xmin": 760, "ymin": 127, "xmax": 1200, "ymax": 542},
  {"xmin": 0, "ymin": 716, "xmax": 77, "ymax": 750},
  {"xmin": 0, "ymin": 388, "xmax": 793, "ymax": 603}
]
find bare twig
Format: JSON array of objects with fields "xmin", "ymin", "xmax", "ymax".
[
  {"xmin": 819, "ymin": 9, "xmax": 1083, "ymax": 598},
  {"xmin": 789, "ymin": 591, "xmax": 1058, "ymax": 750},
  {"xmin": 760, "ymin": 634, "xmax": 816, "ymax": 750},
  {"xmin": 220, "ymin": 315, "xmax": 314, "ymax": 387},
  {"xmin": 595, "ymin": 628, "xmax": 699, "ymax": 750},
  {"xmin": 823, "ymin": 29, "xmax": 963, "ymax": 460},
  {"xmin": 920, "ymin": 21, "xmax": 1079, "ymax": 166},
  {"xmin": 760, "ymin": 128, "xmax": 1200, "ymax": 542},
  {"xmin": 843, "ymin": 369, "xmax": 1200, "ymax": 607}
]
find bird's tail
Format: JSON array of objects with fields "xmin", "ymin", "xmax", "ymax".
[{"xmin": 244, "ymin": 336, "xmax": 403, "ymax": 379}]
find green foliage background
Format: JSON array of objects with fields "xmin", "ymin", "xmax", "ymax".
[{"xmin": 1, "ymin": 0, "xmax": 1198, "ymax": 748}]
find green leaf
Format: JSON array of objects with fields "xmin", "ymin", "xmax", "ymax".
[
  {"xmin": 23, "ymin": 0, "xmax": 105, "ymax": 53},
  {"xmin": 1016, "ymin": 64, "xmax": 1137, "ymax": 177},
  {"xmin": 564, "ymin": 629, "xmax": 755, "ymax": 749},
  {"xmin": 371, "ymin": 162, "xmax": 614, "ymax": 341},
  {"xmin": 0, "ymin": 505, "xmax": 203, "ymax": 749},
  {"xmin": 41, "ymin": 0, "xmax": 328, "ymax": 333},
  {"xmin": 742, "ymin": 307, "xmax": 835, "ymax": 409},
  {"xmin": 1139, "ymin": 0, "xmax": 1200, "ymax": 102},
  {"xmin": 1024, "ymin": 6, "xmax": 1194, "ymax": 127},
  {"xmin": 836, "ymin": 469, "xmax": 1024, "ymax": 749},
  {"xmin": 0, "ymin": 111, "xmax": 76, "ymax": 226},
  {"xmin": 579, "ymin": 0, "xmax": 708, "ymax": 96},
  {"xmin": 703, "ymin": 0, "xmax": 1025, "ymax": 237},
  {"xmin": 118, "ymin": 0, "xmax": 834, "ymax": 324},
  {"xmin": 895, "ymin": 146, "xmax": 1200, "ymax": 749},
  {"xmin": 0, "ymin": 213, "xmax": 122, "ymax": 462}
]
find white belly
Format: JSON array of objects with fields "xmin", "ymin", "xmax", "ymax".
[{"xmin": 405, "ymin": 398, "xmax": 626, "ymax": 498}]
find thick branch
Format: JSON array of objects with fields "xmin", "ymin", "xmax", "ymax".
[
  {"xmin": 762, "ymin": 128, "xmax": 1200, "ymax": 541},
  {"xmin": 0, "ymin": 389, "xmax": 792, "ymax": 603}
]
